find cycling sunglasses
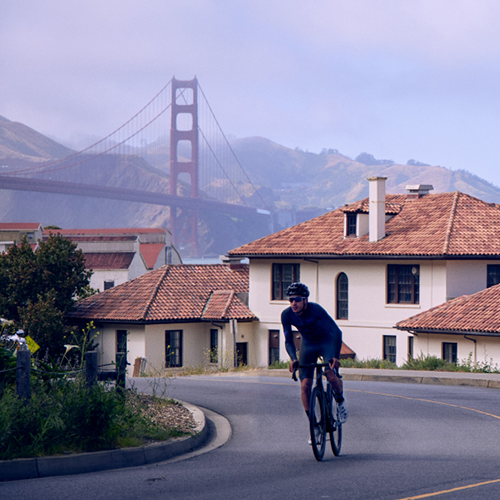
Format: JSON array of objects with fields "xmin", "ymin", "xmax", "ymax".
[{"xmin": 288, "ymin": 296, "xmax": 304, "ymax": 303}]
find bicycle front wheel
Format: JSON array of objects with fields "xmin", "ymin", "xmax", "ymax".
[
  {"xmin": 309, "ymin": 386, "xmax": 326, "ymax": 461},
  {"xmin": 328, "ymin": 387, "xmax": 342, "ymax": 456}
]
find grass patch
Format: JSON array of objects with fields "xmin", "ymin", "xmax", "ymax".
[
  {"xmin": 141, "ymin": 363, "xmax": 258, "ymax": 377},
  {"xmin": 0, "ymin": 379, "xmax": 191, "ymax": 460},
  {"xmin": 268, "ymin": 360, "xmax": 289, "ymax": 369},
  {"xmin": 340, "ymin": 358, "xmax": 398, "ymax": 369}
]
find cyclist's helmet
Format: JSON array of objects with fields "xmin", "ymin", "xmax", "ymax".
[{"xmin": 286, "ymin": 282, "xmax": 310, "ymax": 298}]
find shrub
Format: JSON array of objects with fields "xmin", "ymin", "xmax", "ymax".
[
  {"xmin": 0, "ymin": 378, "xmax": 185, "ymax": 460},
  {"xmin": 401, "ymin": 354, "xmax": 456, "ymax": 371}
]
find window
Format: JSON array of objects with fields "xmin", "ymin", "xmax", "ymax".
[
  {"xmin": 336, "ymin": 273, "xmax": 348, "ymax": 319},
  {"xmin": 166, "ymin": 247, "xmax": 173, "ymax": 265},
  {"xmin": 165, "ymin": 330, "xmax": 183, "ymax": 367},
  {"xmin": 487, "ymin": 265, "xmax": 500, "ymax": 288},
  {"xmin": 442, "ymin": 342, "xmax": 457, "ymax": 364},
  {"xmin": 346, "ymin": 214, "xmax": 356, "ymax": 236},
  {"xmin": 272, "ymin": 264, "xmax": 300, "ymax": 300},
  {"xmin": 210, "ymin": 329, "xmax": 218, "ymax": 363},
  {"xmin": 383, "ymin": 335, "xmax": 396, "ymax": 363},
  {"xmin": 408, "ymin": 336, "xmax": 414, "ymax": 359},
  {"xmin": 104, "ymin": 280, "xmax": 115, "ymax": 290},
  {"xmin": 269, "ymin": 330, "xmax": 280, "ymax": 366},
  {"xmin": 387, "ymin": 265, "xmax": 419, "ymax": 304}
]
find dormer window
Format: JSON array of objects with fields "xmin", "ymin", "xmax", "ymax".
[{"xmin": 346, "ymin": 214, "xmax": 356, "ymax": 237}]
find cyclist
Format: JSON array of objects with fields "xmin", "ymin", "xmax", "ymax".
[{"xmin": 281, "ymin": 282, "xmax": 348, "ymax": 426}]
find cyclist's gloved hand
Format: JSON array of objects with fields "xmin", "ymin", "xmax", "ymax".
[
  {"xmin": 289, "ymin": 359, "xmax": 299, "ymax": 373},
  {"xmin": 329, "ymin": 358, "xmax": 340, "ymax": 372}
]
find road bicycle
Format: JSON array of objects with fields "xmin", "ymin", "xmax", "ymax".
[{"xmin": 293, "ymin": 361, "xmax": 342, "ymax": 461}]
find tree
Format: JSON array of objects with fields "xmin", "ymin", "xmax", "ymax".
[{"xmin": 0, "ymin": 234, "xmax": 92, "ymax": 355}]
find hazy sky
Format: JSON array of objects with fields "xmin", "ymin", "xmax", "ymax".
[{"xmin": 2, "ymin": 1, "xmax": 500, "ymax": 187}]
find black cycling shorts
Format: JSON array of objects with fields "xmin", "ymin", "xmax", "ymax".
[{"xmin": 298, "ymin": 334, "xmax": 337, "ymax": 381}]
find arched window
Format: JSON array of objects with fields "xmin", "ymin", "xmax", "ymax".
[{"xmin": 336, "ymin": 273, "xmax": 348, "ymax": 320}]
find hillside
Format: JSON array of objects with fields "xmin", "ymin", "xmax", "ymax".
[
  {"xmin": 229, "ymin": 136, "xmax": 500, "ymax": 210},
  {"xmin": 0, "ymin": 115, "xmax": 74, "ymax": 162},
  {"xmin": 1, "ymin": 117, "xmax": 500, "ymax": 257}
]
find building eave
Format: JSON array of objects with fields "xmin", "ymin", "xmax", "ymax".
[
  {"xmin": 236, "ymin": 254, "xmax": 500, "ymax": 261},
  {"xmin": 395, "ymin": 327, "xmax": 500, "ymax": 338}
]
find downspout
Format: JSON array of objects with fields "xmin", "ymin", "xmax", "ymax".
[
  {"xmin": 464, "ymin": 335, "xmax": 477, "ymax": 364},
  {"xmin": 231, "ymin": 319, "xmax": 237, "ymax": 367},
  {"xmin": 316, "ymin": 261, "xmax": 319, "ymax": 302}
]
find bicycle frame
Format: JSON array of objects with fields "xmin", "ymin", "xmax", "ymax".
[{"xmin": 292, "ymin": 361, "xmax": 342, "ymax": 461}]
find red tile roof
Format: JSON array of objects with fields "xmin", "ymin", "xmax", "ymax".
[
  {"xmin": 229, "ymin": 192, "xmax": 500, "ymax": 258},
  {"xmin": 45, "ymin": 236, "xmax": 137, "ymax": 242},
  {"xmin": 340, "ymin": 342, "xmax": 355, "ymax": 359},
  {"xmin": 68, "ymin": 264, "xmax": 255, "ymax": 323},
  {"xmin": 140, "ymin": 243, "xmax": 164, "ymax": 269},
  {"xmin": 395, "ymin": 284, "xmax": 500, "ymax": 335},
  {"xmin": 83, "ymin": 253, "xmax": 135, "ymax": 270},
  {"xmin": 0, "ymin": 223, "xmax": 41, "ymax": 230},
  {"xmin": 43, "ymin": 228, "xmax": 166, "ymax": 236}
]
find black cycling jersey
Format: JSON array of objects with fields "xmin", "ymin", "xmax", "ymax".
[{"xmin": 281, "ymin": 302, "xmax": 342, "ymax": 362}]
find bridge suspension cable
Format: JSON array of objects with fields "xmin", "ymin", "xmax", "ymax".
[{"xmin": 0, "ymin": 77, "xmax": 269, "ymax": 213}]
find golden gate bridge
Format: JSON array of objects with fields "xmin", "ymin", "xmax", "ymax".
[{"xmin": 0, "ymin": 77, "xmax": 271, "ymax": 256}]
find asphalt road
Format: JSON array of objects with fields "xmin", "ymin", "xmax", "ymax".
[{"xmin": 2, "ymin": 374, "xmax": 500, "ymax": 500}]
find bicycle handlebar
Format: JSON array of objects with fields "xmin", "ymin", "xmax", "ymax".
[{"xmin": 291, "ymin": 360, "xmax": 342, "ymax": 381}]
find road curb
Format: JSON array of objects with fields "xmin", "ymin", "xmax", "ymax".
[{"xmin": 0, "ymin": 399, "xmax": 207, "ymax": 482}]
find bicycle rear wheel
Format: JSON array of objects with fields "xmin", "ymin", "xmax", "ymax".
[
  {"xmin": 328, "ymin": 386, "xmax": 342, "ymax": 456},
  {"xmin": 309, "ymin": 386, "xmax": 326, "ymax": 461}
]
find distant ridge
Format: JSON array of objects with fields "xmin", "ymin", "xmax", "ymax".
[
  {"xmin": 2, "ymin": 117, "xmax": 500, "ymax": 256},
  {"xmin": 0, "ymin": 116, "xmax": 74, "ymax": 162},
  {"xmin": 228, "ymin": 136, "xmax": 500, "ymax": 209}
]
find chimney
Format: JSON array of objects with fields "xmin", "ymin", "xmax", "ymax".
[
  {"xmin": 405, "ymin": 184, "xmax": 434, "ymax": 199},
  {"xmin": 220, "ymin": 255, "xmax": 246, "ymax": 269},
  {"xmin": 367, "ymin": 176, "xmax": 387, "ymax": 242}
]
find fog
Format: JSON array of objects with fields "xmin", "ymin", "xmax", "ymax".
[{"xmin": 1, "ymin": 1, "xmax": 500, "ymax": 187}]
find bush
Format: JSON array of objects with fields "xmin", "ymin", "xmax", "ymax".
[
  {"xmin": 401, "ymin": 354, "xmax": 457, "ymax": 371},
  {"xmin": 0, "ymin": 378, "xmax": 185, "ymax": 460}
]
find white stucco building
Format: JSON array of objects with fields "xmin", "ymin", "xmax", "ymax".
[
  {"xmin": 68, "ymin": 263, "xmax": 256, "ymax": 374},
  {"xmin": 228, "ymin": 178, "xmax": 500, "ymax": 366}
]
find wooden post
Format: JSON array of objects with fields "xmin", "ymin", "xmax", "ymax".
[
  {"xmin": 86, "ymin": 351, "xmax": 98, "ymax": 388},
  {"xmin": 117, "ymin": 355, "xmax": 126, "ymax": 388},
  {"xmin": 132, "ymin": 357, "xmax": 142, "ymax": 377},
  {"xmin": 16, "ymin": 349, "xmax": 31, "ymax": 401}
]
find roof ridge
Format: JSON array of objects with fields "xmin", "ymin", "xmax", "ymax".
[
  {"xmin": 141, "ymin": 265, "xmax": 170, "ymax": 321},
  {"xmin": 201, "ymin": 291, "xmax": 214, "ymax": 318},
  {"xmin": 222, "ymin": 290, "xmax": 235, "ymax": 318},
  {"xmin": 442, "ymin": 191, "xmax": 459, "ymax": 255}
]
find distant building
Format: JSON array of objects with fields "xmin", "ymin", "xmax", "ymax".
[
  {"xmin": 0, "ymin": 222, "xmax": 43, "ymax": 252},
  {"xmin": 43, "ymin": 228, "xmax": 182, "ymax": 292},
  {"xmin": 68, "ymin": 263, "xmax": 255, "ymax": 373}
]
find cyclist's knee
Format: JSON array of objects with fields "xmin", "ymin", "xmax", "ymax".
[{"xmin": 301, "ymin": 378, "xmax": 313, "ymax": 392}]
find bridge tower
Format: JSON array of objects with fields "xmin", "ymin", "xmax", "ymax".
[{"xmin": 170, "ymin": 77, "xmax": 199, "ymax": 256}]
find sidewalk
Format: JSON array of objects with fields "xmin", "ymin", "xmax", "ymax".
[{"xmin": 236, "ymin": 367, "xmax": 500, "ymax": 389}]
